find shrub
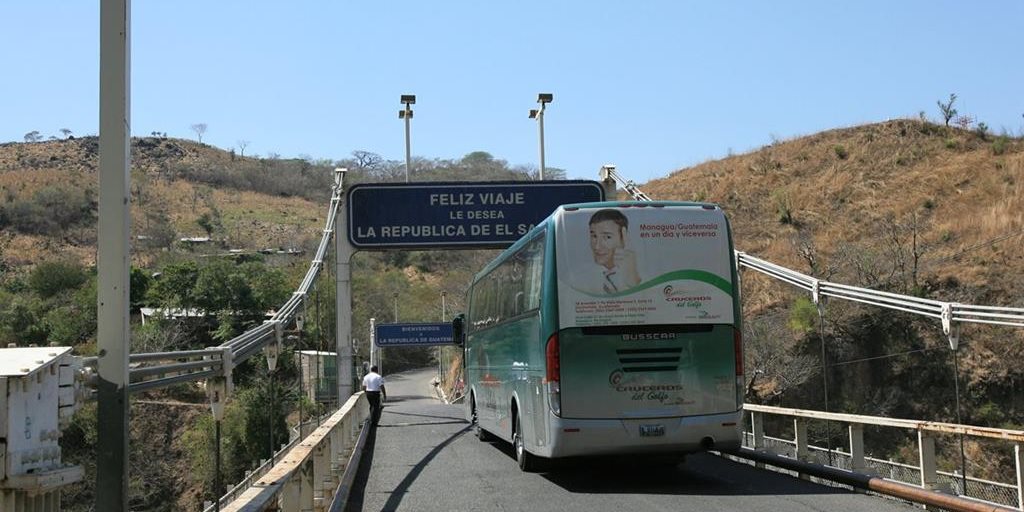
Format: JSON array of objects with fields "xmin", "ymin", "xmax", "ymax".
[
  {"xmin": 833, "ymin": 145, "xmax": 849, "ymax": 160},
  {"xmin": 992, "ymin": 136, "xmax": 1009, "ymax": 156},
  {"xmin": 28, "ymin": 260, "xmax": 88, "ymax": 299},
  {"xmin": 788, "ymin": 297, "xmax": 819, "ymax": 333},
  {"xmin": 975, "ymin": 122, "xmax": 989, "ymax": 141},
  {"xmin": 944, "ymin": 138, "xmax": 958, "ymax": 150},
  {"xmin": 0, "ymin": 186, "xmax": 96, "ymax": 236},
  {"xmin": 772, "ymin": 189, "xmax": 794, "ymax": 225}
]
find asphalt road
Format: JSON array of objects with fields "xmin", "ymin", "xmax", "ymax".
[{"xmin": 346, "ymin": 368, "xmax": 916, "ymax": 512}]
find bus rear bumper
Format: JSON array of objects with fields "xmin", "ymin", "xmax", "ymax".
[{"xmin": 542, "ymin": 409, "xmax": 743, "ymax": 458}]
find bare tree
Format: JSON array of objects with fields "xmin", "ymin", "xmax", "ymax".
[
  {"xmin": 937, "ymin": 93, "xmax": 958, "ymax": 127},
  {"xmin": 744, "ymin": 313, "xmax": 818, "ymax": 401},
  {"xmin": 190, "ymin": 123, "xmax": 208, "ymax": 143},
  {"xmin": 59, "ymin": 128, "xmax": 73, "ymax": 139},
  {"xmin": 352, "ymin": 150, "xmax": 384, "ymax": 169},
  {"xmin": 236, "ymin": 140, "xmax": 250, "ymax": 157}
]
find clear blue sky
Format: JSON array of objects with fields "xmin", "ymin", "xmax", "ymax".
[{"xmin": 3, "ymin": 1, "xmax": 1022, "ymax": 183}]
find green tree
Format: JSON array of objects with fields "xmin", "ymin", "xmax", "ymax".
[
  {"xmin": 937, "ymin": 93, "xmax": 958, "ymax": 127},
  {"xmin": 147, "ymin": 261, "xmax": 201, "ymax": 310},
  {"xmin": 28, "ymin": 260, "xmax": 88, "ymax": 299},
  {"xmin": 44, "ymin": 280, "xmax": 97, "ymax": 346},
  {"xmin": 0, "ymin": 295, "xmax": 48, "ymax": 345}
]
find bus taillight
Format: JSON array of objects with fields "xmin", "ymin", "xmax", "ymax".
[
  {"xmin": 545, "ymin": 334, "xmax": 560, "ymax": 383},
  {"xmin": 545, "ymin": 333, "xmax": 562, "ymax": 416}
]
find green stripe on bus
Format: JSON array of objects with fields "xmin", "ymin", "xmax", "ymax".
[{"xmin": 572, "ymin": 269, "xmax": 733, "ymax": 298}]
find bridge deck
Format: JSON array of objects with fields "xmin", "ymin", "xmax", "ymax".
[{"xmin": 345, "ymin": 368, "xmax": 917, "ymax": 512}]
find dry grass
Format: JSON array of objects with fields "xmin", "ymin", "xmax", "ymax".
[
  {"xmin": 641, "ymin": 119, "xmax": 1024, "ymax": 308},
  {"xmin": 0, "ymin": 138, "xmax": 325, "ymax": 270}
]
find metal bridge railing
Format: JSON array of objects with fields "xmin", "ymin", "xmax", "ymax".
[
  {"xmin": 78, "ymin": 170, "xmax": 347, "ymax": 394},
  {"xmin": 743, "ymin": 404, "xmax": 1024, "ymax": 510},
  {"xmin": 602, "ymin": 165, "xmax": 1024, "ymax": 333}
]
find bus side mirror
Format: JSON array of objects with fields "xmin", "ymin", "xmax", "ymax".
[{"xmin": 452, "ymin": 314, "xmax": 466, "ymax": 347}]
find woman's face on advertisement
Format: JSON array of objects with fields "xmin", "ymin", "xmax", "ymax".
[{"xmin": 590, "ymin": 220, "xmax": 624, "ymax": 268}]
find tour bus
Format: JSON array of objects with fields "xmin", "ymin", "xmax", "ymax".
[{"xmin": 453, "ymin": 201, "xmax": 744, "ymax": 471}]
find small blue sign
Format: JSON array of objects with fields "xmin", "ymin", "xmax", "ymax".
[
  {"xmin": 375, "ymin": 322, "xmax": 455, "ymax": 347},
  {"xmin": 347, "ymin": 180, "xmax": 605, "ymax": 249}
]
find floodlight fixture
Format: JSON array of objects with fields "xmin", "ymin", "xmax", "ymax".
[
  {"xmin": 529, "ymin": 109, "xmax": 538, "ymax": 119},
  {"xmin": 537, "ymin": 93, "xmax": 553, "ymax": 104},
  {"xmin": 400, "ymin": 94, "xmax": 416, "ymax": 105}
]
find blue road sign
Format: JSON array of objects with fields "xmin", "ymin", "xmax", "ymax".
[
  {"xmin": 347, "ymin": 180, "xmax": 605, "ymax": 249},
  {"xmin": 375, "ymin": 323, "xmax": 454, "ymax": 347}
]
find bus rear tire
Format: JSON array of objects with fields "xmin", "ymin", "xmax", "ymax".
[{"xmin": 514, "ymin": 413, "xmax": 545, "ymax": 472}]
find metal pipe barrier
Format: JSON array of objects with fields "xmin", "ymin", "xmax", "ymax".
[
  {"xmin": 739, "ymin": 404, "xmax": 1024, "ymax": 510},
  {"xmin": 220, "ymin": 392, "xmax": 370, "ymax": 512},
  {"xmin": 601, "ymin": 166, "xmax": 1024, "ymax": 332},
  {"xmin": 732, "ymin": 447, "xmax": 1016, "ymax": 512}
]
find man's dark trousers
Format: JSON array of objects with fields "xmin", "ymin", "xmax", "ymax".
[{"xmin": 367, "ymin": 390, "xmax": 382, "ymax": 425}]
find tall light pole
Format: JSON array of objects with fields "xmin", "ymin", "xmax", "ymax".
[
  {"xmin": 439, "ymin": 290, "xmax": 447, "ymax": 382},
  {"xmin": 529, "ymin": 93, "xmax": 553, "ymax": 180},
  {"xmin": 399, "ymin": 94, "xmax": 415, "ymax": 182}
]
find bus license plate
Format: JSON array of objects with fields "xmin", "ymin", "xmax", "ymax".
[{"xmin": 640, "ymin": 424, "xmax": 665, "ymax": 437}]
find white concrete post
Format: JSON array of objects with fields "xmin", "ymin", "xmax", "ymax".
[
  {"xmin": 299, "ymin": 460, "xmax": 314, "ymax": 510},
  {"xmin": 1014, "ymin": 442, "xmax": 1023, "ymax": 512},
  {"xmin": 279, "ymin": 471, "xmax": 301, "ymax": 511},
  {"xmin": 850, "ymin": 424, "xmax": 867, "ymax": 474},
  {"xmin": 335, "ymin": 169, "xmax": 353, "ymax": 403},
  {"xmin": 918, "ymin": 430, "xmax": 946, "ymax": 494},
  {"xmin": 794, "ymin": 418, "xmax": 809, "ymax": 480},
  {"xmin": 751, "ymin": 411, "xmax": 765, "ymax": 469},
  {"xmin": 96, "ymin": 1, "xmax": 132, "ymax": 510},
  {"xmin": 312, "ymin": 441, "xmax": 330, "ymax": 510}
]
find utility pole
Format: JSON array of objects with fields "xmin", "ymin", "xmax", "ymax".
[{"xmin": 96, "ymin": 0, "xmax": 131, "ymax": 510}]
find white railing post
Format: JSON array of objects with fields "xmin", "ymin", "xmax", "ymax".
[
  {"xmin": 1014, "ymin": 442, "xmax": 1023, "ymax": 511},
  {"xmin": 752, "ymin": 411, "xmax": 765, "ymax": 468},
  {"xmin": 794, "ymin": 418, "xmax": 809, "ymax": 480},
  {"xmin": 918, "ymin": 429, "xmax": 950, "ymax": 500},
  {"xmin": 849, "ymin": 424, "xmax": 867, "ymax": 474}
]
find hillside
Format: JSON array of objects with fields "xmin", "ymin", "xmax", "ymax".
[
  {"xmin": 643, "ymin": 119, "xmax": 1024, "ymax": 307},
  {"xmin": 0, "ymin": 137, "xmax": 329, "ymax": 270},
  {"xmin": 2, "ymin": 119, "xmax": 1023, "ymax": 502}
]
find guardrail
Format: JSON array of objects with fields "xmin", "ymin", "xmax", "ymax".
[
  {"xmin": 741, "ymin": 403, "xmax": 1024, "ymax": 511},
  {"xmin": 80, "ymin": 170, "xmax": 347, "ymax": 395},
  {"xmin": 220, "ymin": 392, "xmax": 370, "ymax": 512}
]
